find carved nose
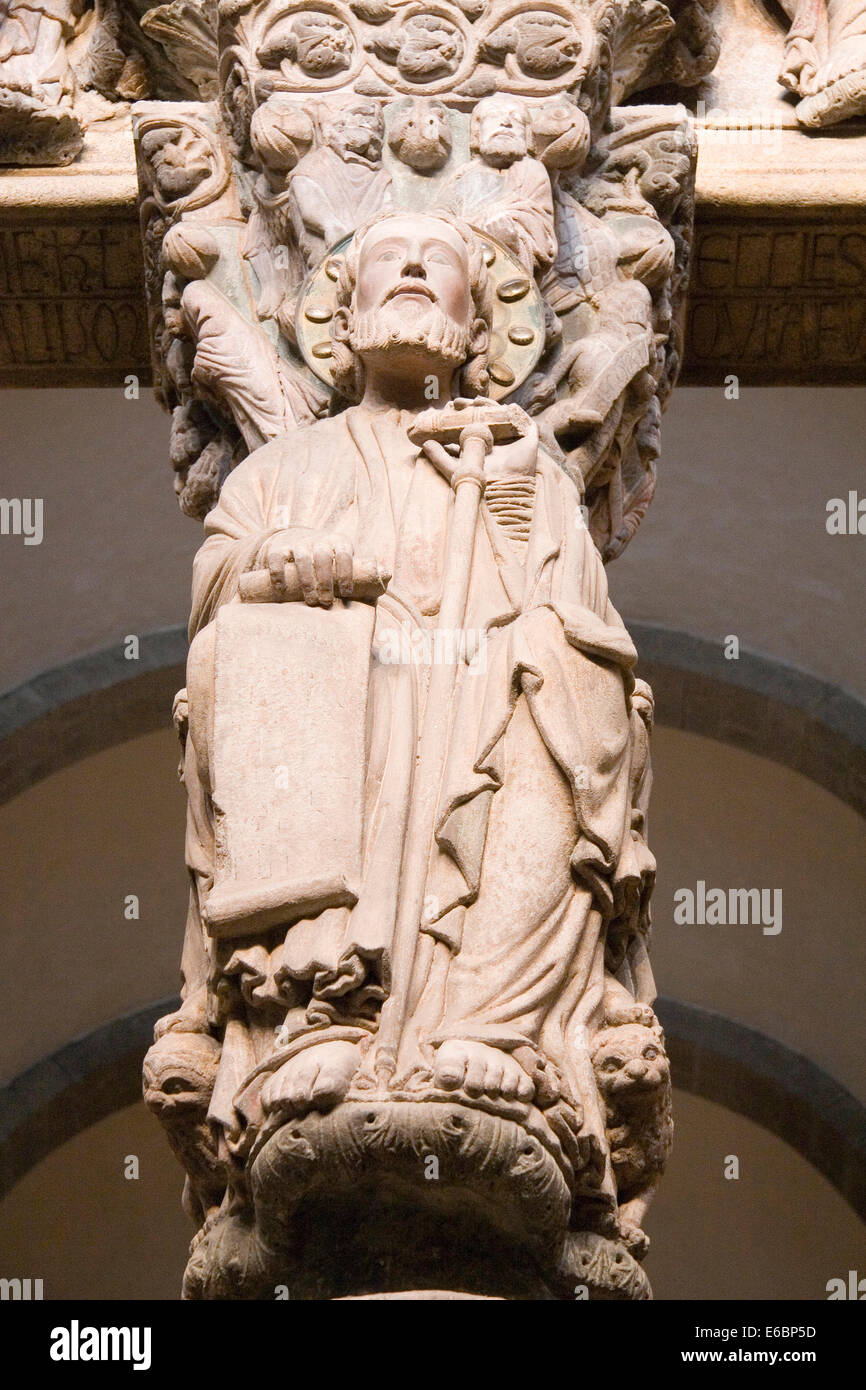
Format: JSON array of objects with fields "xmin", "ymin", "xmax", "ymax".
[
  {"xmin": 401, "ymin": 256, "xmax": 426, "ymax": 280},
  {"xmin": 626, "ymin": 1060, "xmax": 646, "ymax": 1080}
]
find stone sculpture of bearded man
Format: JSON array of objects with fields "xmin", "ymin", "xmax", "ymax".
[{"xmin": 148, "ymin": 209, "xmax": 660, "ymax": 1297}]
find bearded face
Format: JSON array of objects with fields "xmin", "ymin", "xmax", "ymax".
[
  {"xmin": 474, "ymin": 101, "xmax": 529, "ymax": 167},
  {"xmin": 348, "ymin": 302, "xmax": 472, "ymax": 367},
  {"xmin": 330, "ymin": 213, "xmax": 489, "ymax": 400},
  {"xmin": 348, "ymin": 215, "xmax": 476, "ymax": 368}
]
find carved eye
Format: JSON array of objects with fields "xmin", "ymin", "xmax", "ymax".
[
  {"xmin": 377, "ymin": 249, "xmax": 400, "ymax": 262},
  {"xmin": 643, "ymin": 1046, "xmax": 658, "ymax": 1060},
  {"xmin": 602, "ymin": 1057, "xmax": 621, "ymax": 1072},
  {"xmin": 162, "ymin": 1076, "xmax": 193, "ymax": 1094},
  {"xmin": 427, "ymin": 250, "xmax": 452, "ymax": 266}
]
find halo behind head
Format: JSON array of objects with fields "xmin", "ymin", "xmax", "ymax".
[{"xmin": 295, "ymin": 212, "xmax": 545, "ymax": 402}]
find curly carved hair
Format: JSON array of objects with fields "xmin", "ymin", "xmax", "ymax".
[{"xmin": 330, "ymin": 210, "xmax": 493, "ymax": 402}]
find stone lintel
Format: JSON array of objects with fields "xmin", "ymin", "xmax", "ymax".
[
  {"xmin": 0, "ymin": 125, "xmax": 150, "ymax": 388},
  {"xmin": 687, "ymin": 121, "xmax": 866, "ymax": 384},
  {"xmin": 2, "ymin": 122, "xmax": 866, "ymax": 388}
]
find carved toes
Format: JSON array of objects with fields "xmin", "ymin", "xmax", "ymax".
[
  {"xmin": 433, "ymin": 1040, "xmax": 535, "ymax": 1104},
  {"xmin": 261, "ymin": 1040, "xmax": 360, "ymax": 1118}
]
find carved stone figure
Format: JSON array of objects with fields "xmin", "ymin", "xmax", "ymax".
[
  {"xmin": 0, "ymin": 0, "xmax": 85, "ymax": 162},
  {"xmin": 134, "ymin": 0, "xmax": 699, "ymax": 1300},
  {"xmin": 388, "ymin": 95, "xmax": 452, "ymax": 172},
  {"xmin": 242, "ymin": 93, "xmax": 314, "ymax": 325},
  {"xmin": 592, "ymin": 1010, "xmax": 673, "ymax": 1256},
  {"xmin": 779, "ymin": 0, "xmax": 866, "ymax": 126},
  {"xmin": 287, "ymin": 95, "xmax": 392, "ymax": 268},
  {"xmin": 439, "ymin": 94, "xmax": 556, "ymax": 276}
]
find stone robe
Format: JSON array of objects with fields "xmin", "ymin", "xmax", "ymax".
[
  {"xmin": 287, "ymin": 145, "xmax": 393, "ymax": 267},
  {"xmin": 438, "ymin": 156, "xmax": 557, "ymax": 273},
  {"xmin": 181, "ymin": 405, "xmax": 651, "ymax": 1155}
]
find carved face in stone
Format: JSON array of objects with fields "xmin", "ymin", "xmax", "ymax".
[
  {"xmin": 329, "ymin": 212, "xmax": 490, "ymax": 399},
  {"xmin": 471, "ymin": 96, "xmax": 530, "ymax": 167},
  {"xmin": 388, "ymin": 98, "xmax": 453, "ymax": 172},
  {"xmin": 591, "ymin": 1023, "xmax": 669, "ymax": 1100},
  {"xmin": 327, "ymin": 98, "xmax": 384, "ymax": 163},
  {"xmin": 350, "ymin": 213, "xmax": 477, "ymax": 361},
  {"xmin": 142, "ymin": 126, "xmax": 213, "ymax": 202}
]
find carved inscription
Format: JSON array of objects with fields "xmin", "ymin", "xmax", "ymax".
[
  {"xmin": 0, "ymin": 219, "xmax": 150, "ymax": 383},
  {"xmin": 686, "ymin": 221, "xmax": 866, "ymax": 381}
]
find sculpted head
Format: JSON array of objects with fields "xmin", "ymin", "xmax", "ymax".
[
  {"xmin": 591, "ymin": 1021, "xmax": 669, "ymax": 1101},
  {"xmin": 470, "ymin": 96, "xmax": 531, "ymax": 167},
  {"xmin": 326, "ymin": 97, "xmax": 385, "ymax": 163},
  {"xmin": 141, "ymin": 125, "xmax": 213, "ymax": 202},
  {"xmin": 388, "ymin": 98, "xmax": 453, "ymax": 172},
  {"xmin": 331, "ymin": 212, "xmax": 491, "ymax": 401},
  {"xmin": 250, "ymin": 94, "xmax": 314, "ymax": 175}
]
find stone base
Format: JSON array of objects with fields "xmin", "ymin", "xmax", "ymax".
[
  {"xmin": 181, "ymin": 1205, "xmax": 652, "ymax": 1300},
  {"xmin": 249, "ymin": 1098, "xmax": 572, "ymax": 1288},
  {"xmin": 175, "ymin": 1096, "xmax": 655, "ymax": 1300}
]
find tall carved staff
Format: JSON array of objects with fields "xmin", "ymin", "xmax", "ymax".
[{"xmin": 374, "ymin": 401, "xmax": 527, "ymax": 1085}]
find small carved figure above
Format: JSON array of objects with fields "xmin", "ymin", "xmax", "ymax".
[
  {"xmin": 438, "ymin": 94, "xmax": 556, "ymax": 275},
  {"xmin": 388, "ymin": 94, "xmax": 452, "ymax": 171},
  {"xmin": 288, "ymin": 94, "xmax": 392, "ymax": 267}
]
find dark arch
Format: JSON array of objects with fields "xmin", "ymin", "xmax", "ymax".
[
  {"xmin": 1, "ymin": 997, "xmax": 864, "ymax": 1223},
  {"xmin": 0, "ymin": 627, "xmax": 187, "ymax": 806},
  {"xmin": 2, "ymin": 623, "xmax": 864, "ymax": 815}
]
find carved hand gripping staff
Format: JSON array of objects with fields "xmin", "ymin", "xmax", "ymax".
[{"xmin": 136, "ymin": 0, "xmax": 695, "ymax": 1301}]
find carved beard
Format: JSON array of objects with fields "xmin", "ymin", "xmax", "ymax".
[
  {"xmin": 349, "ymin": 304, "xmax": 472, "ymax": 367},
  {"xmin": 478, "ymin": 132, "xmax": 525, "ymax": 166}
]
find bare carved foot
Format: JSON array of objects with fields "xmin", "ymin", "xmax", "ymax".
[
  {"xmin": 620, "ymin": 1221, "xmax": 650, "ymax": 1259},
  {"xmin": 433, "ymin": 1039, "xmax": 535, "ymax": 1103},
  {"xmin": 261, "ymin": 1040, "xmax": 360, "ymax": 1119}
]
